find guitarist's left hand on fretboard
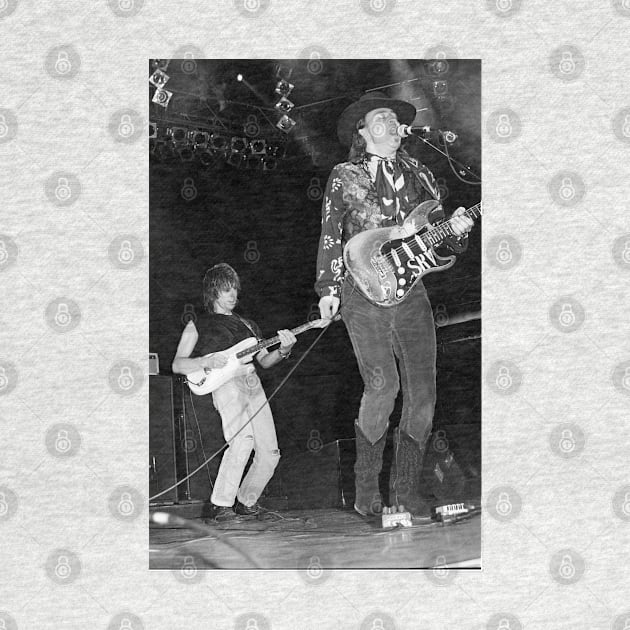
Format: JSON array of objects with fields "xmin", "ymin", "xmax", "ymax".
[
  {"xmin": 277, "ymin": 329, "xmax": 298, "ymax": 353},
  {"xmin": 450, "ymin": 207, "xmax": 475, "ymax": 236}
]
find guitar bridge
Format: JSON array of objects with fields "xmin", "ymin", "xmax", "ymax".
[
  {"xmin": 370, "ymin": 254, "xmax": 392, "ymax": 279},
  {"xmin": 187, "ymin": 375, "xmax": 206, "ymax": 387}
]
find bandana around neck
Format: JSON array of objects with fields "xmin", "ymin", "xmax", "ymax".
[{"xmin": 365, "ymin": 153, "xmax": 406, "ymax": 222}]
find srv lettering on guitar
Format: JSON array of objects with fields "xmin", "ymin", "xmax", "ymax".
[{"xmin": 344, "ymin": 199, "xmax": 482, "ymax": 307}]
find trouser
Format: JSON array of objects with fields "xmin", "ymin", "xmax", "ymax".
[
  {"xmin": 341, "ymin": 275, "xmax": 437, "ymax": 447},
  {"xmin": 210, "ymin": 372, "xmax": 280, "ymax": 507}
]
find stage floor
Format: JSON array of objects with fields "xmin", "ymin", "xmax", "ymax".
[{"xmin": 149, "ymin": 506, "xmax": 481, "ymax": 571}]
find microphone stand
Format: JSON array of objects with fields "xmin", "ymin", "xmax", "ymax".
[{"xmin": 414, "ymin": 135, "xmax": 481, "ymax": 185}]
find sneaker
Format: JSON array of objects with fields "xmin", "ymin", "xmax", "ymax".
[
  {"xmin": 212, "ymin": 504, "xmax": 236, "ymax": 522},
  {"xmin": 234, "ymin": 500, "xmax": 261, "ymax": 517}
]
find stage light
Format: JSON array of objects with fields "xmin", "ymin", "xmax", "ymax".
[
  {"xmin": 274, "ymin": 79, "xmax": 294, "ymax": 97},
  {"xmin": 149, "ymin": 69, "xmax": 169, "ymax": 89},
  {"xmin": 432, "ymin": 80, "xmax": 448, "ymax": 96},
  {"xmin": 191, "ymin": 131, "xmax": 209, "ymax": 148},
  {"xmin": 231, "ymin": 136, "xmax": 248, "ymax": 153},
  {"xmin": 266, "ymin": 143, "xmax": 286, "ymax": 158},
  {"xmin": 274, "ymin": 96, "xmax": 295, "ymax": 113},
  {"xmin": 250, "ymin": 139, "xmax": 267, "ymax": 155},
  {"xmin": 210, "ymin": 133, "xmax": 228, "ymax": 152},
  {"xmin": 152, "ymin": 88, "xmax": 173, "ymax": 108},
  {"xmin": 236, "ymin": 73, "xmax": 244, "ymax": 82},
  {"xmin": 431, "ymin": 59, "xmax": 449, "ymax": 74},
  {"xmin": 169, "ymin": 127, "xmax": 188, "ymax": 145},
  {"xmin": 227, "ymin": 152, "xmax": 245, "ymax": 168},
  {"xmin": 276, "ymin": 114, "xmax": 296, "ymax": 133},
  {"xmin": 262, "ymin": 156, "xmax": 277, "ymax": 171},
  {"xmin": 148, "ymin": 122, "xmax": 157, "ymax": 139}
]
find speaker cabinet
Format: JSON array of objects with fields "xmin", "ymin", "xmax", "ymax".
[{"xmin": 149, "ymin": 375, "xmax": 179, "ymax": 504}]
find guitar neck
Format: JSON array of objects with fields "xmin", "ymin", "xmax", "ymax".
[
  {"xmin": 235, "ymin": 321, "xmax": 316, "ymax": 359},
  {"xmin": 421, "ymin": 202, "xmax": 483, "ymax": 247}
]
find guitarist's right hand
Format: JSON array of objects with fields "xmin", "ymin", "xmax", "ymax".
[
  {"xmin": 319, "ymin": 295, "xmax": 340, "ymax": 321},
  {"xmin": 201, "ymin": 353, "xmax": 228, "ymax": 370}
]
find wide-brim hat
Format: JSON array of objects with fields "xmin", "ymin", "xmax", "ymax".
[{"xmin": 337, "ymin": 91, "xmax": 417, "ymax": 147}]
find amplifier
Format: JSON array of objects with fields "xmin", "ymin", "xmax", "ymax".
[{"xmin": 149, "ymin": 352, "xmax": 159, "ymax": 375}]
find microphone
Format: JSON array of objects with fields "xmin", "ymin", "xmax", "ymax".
[
  {"xmin": 396, "ymin": 124, "xmax": 431, "ymax": 137},
  {"xmin": 397, "ymin": 124, "xmax": 458, "ymax": 143}
]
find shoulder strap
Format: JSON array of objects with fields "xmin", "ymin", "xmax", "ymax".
[
  {"xmin": 233, "ymin": 313, "xmax": 260, "ymax": 340},
  {"xmin": 399, "ymin": 154, "xmax": 440, "ymax": 201}
]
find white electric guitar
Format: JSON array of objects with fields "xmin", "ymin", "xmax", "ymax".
[{"xmin": 186, "ymin": 318, "xmax": 333, "ymax": 396}]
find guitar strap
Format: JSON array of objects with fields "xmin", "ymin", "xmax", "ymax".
[
  {"xmin": 399, "ymin": 154, "xmax": 441, "ymax": 202},
  {"xmin": 398, "ymin": 156, "xmax": 469, "ymax": 254},
  {"xmin": 233, "ymin": 313, "xmax": 261, "ymax": 341}
]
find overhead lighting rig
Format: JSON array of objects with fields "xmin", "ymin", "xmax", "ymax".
[
  {"xmin": 149, "ymin": 61, "xmax": 293, "ymax": 170},
  {"xmin": 273, "ymin": 67, "xmax": 297, "ymax": 133},
  {"xmin": 149, "ymin": 60, "xmax": 172, "ymax": 109}
]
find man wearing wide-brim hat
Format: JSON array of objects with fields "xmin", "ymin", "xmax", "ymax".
[{"xmin": 314, "ymin": 91, "xmax": 473, "ymax": 518}]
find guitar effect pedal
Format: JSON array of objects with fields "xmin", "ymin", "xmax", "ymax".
[
  {"xmin": 381, "ymin": 505, "xmax": 412, "ymax": 528},
  {"xmin": 431, "ymin": 502, "xmax": 479, "ymax": 524}
]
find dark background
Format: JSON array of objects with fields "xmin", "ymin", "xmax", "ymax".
[{"xmin": 149, "ymin": 59, "xmax": 481, "ymax": 502}]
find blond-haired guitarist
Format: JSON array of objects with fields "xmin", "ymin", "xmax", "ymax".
[{"xmin": 172, "ymin": 263, "xmax": 297, "ymax": 522}]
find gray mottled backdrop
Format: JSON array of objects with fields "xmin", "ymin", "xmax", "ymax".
[{"xmin": 1, "ymin": 1, "xmax": 629, "ymax": 629}]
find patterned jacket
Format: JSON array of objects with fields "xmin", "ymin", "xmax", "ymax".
[{"xmin": 315, "ymin": 153, "xmax": 454, "ymax": 298}]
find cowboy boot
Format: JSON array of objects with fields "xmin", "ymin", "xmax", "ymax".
[
  {"xmin": 353, "ymin": 423, "xmax": 387, "ymax": 517},
  {"xmin": 389, "ymin": 427, "xmax": 431, "ymax": 517}
]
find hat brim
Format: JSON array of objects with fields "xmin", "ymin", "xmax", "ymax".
[{"xmin": 337, "ymin": 97, "xmax": 417, "ymax": 147}]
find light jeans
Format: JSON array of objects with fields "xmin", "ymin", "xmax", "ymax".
[{"xmin": 210, "ymin": 372, "xmax": 280, "ymax": 507}]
